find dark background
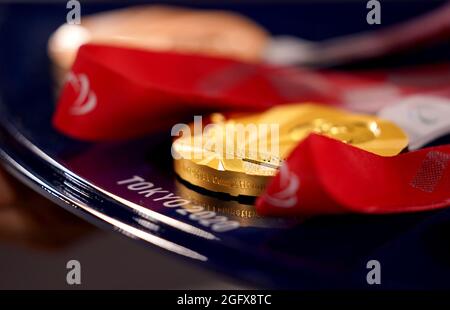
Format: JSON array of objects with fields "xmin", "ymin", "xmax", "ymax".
[{"xmin": 0, "ymin": 0, "xmax": 448, "ymax": 289}]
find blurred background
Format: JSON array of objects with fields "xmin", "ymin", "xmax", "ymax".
[{"xmin": 0, "ymin": 0, "xmax": 448, "ymax": 289}]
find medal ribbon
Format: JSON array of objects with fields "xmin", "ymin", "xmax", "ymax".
[
  {"xmin": 54, "ymin": 44, "xmax": 450, "ymax": 140},
  {"xmin": 256, "ymin": 134, "xmax": 450, "ymax": 216},
  {"xmin": 53, "ymin": 44, "xmax": 450, "ymax": 216},
  {"xmin": 54, "ymin": 44, "xmax": 338, "ymax": 140}
]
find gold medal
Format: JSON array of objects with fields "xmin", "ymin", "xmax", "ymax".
[{"xmin": 173, "ymin": 103, "xmax": 409, "ymax": 197}]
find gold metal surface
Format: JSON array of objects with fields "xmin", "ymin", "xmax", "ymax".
[{"xmin": 173, "ymin": 103, "xmax": 408, "ymax": 197}]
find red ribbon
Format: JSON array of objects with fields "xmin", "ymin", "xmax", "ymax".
[
  {"xmin": 54, "ymin": 44, "xmax": 340, "ymax": 140},
  {"xmin": 53, "ymin": 44, "xmax": 450, "ymax": 216},
  {"xmin": 256, "ymin": 134, "xmax": 450, "ymax": 216},
  {"xmin": 54, "ymin": 44, "xmax": 450, "ymax": 140}
]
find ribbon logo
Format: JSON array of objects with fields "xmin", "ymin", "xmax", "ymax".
[
  {"xmin": 66, "ymin": 72, "xmax": 97, "ymax": 115},
  {"xmin": 264, "ymin": 163, "xmax": 300, "ymax": 208},
  {"xmin": 410, "ymin": 150, "xmax": 450, "ymax": 193}
]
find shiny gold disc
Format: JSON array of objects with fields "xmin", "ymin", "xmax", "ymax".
[{"xmin": 172, "ymin": 103, "xmax": 408, "ymax": 197}]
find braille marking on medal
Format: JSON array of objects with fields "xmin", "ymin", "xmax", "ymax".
[
  {"xmin": 265, "ymin": 164, "xmax": 299, "ymax": 208},
  {"xmin": 410, "ymin": 151, "xmax": 450, "ymax": 193},
  {"xmin": 66, "ymin": 72, "xmax": 97, "ymax": 115}
]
